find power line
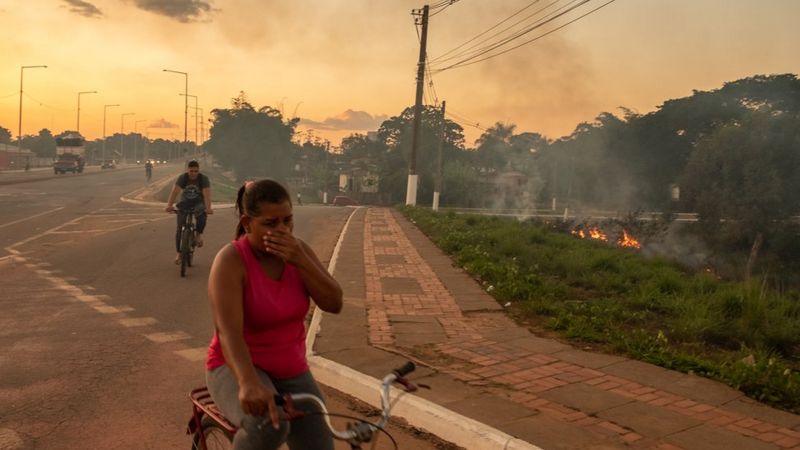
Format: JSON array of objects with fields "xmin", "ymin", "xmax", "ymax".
[
  {"xmin": 433, "ymin": 0, "xmax": 616, "ymax": 73},
  {"xmin": 23, "ymin": 92, "xmax": 73, "ymax": 112},
  {"xmin": 430, "ymin": 0, "xmax": 461, "ymax": 17},
  {"xmin": 431, "ymin": 0, "xmax": 543, "ymax": 62},
  {"xmin": 431, "ymin": 0, "xmax": 567, "ymax": 66},
  {"xmin": 432, "ymin": 0, "xmax": 590, "ymax": 71}
]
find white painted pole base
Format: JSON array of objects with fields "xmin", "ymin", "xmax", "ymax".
[
  {"xmin": 432, "ymin": 191, "xmax": 440, "ymax": 211},
  {"xmin": 323, "ymin": 191, "xmax": 328, "ymax": 204},
  {"xmin": 405, "ymin": 174, "xmax": 418, "ymax": 206}
]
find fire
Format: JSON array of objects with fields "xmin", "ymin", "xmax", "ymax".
[
  {"xmin": 617, "ymin": 229, "xmax": 641, "ymax": 249},
  {"xmin": 571, "ymin": 227, "xmax": 607, "ymax": 241},
  {"xmin": 571, "ymin": 226, "xmax": 642, "ymax": 250},
  {"xmin": 571, "ymin": 229, "xmax": 586, "ymax": 238},
  {"xmin": 588, "ymin": 227, "xmax": 608, "ymax": 241}
]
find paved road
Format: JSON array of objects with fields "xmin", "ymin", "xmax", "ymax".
[{"xmin": 0, "ymin": 171, "xmax": 451, "ymax": 449}]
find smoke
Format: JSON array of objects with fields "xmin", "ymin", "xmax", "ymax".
[
  {"xmin": 640, "ymin": 222, "xmax": 715, "ymax": 272},
  {"xmin": 148, "ymin": 118, "xmax": 179, "ymax": 128},
  {"xmin": 61, "ymin": 0, "xmax": 103, "ymax": 18},
  {"xmin": 300, "ymin": 110, "xmax": 388, "ymax": 131},
  {"xmin": 132, "ymin": 0, "xmax": 215, "ymax": 23}
]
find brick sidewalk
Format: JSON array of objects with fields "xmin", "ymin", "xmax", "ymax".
[{"xmin": 313, "ymin": 207, "xmax": 800, "ymax": 450}]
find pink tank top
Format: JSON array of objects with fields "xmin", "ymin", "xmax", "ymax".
[{"xmin": 206, "ymin": 237, "xmax": 310, "ymax": 379}]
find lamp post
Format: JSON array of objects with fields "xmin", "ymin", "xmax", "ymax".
[
  {"xmin": 18, "ymin": 65, "xmax": 47, "ymax": 152},
  {"xmin": 102, "ymin": 104, "xmax": 120, "ymax": 162},
  {"xmin": 179, "ymin": 93, "xmax": 198, "ymax": 147},
  {"xmin": 77, "ymin": 90, "xmax": 97, "ymax": 135},
  {"xmin": 120, "ymin": 112, "xmax": 135, "ymax": 163},
  {"xmin": 134, "ymin": 119, "xmax": 146, "ymax": 162},
  {"xmin": 163, "ymin": 69, "xmax": 188, "ymax": 147}
]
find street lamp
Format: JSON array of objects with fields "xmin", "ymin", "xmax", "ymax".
[
  {"xmin": 163, "ymin": 69, "xmax": 188, "ymax": 146},
  {"xmin": 18, "ymin": 65, "xmax": 47, "ymax": 152},
  {"xmin": 134, "ymin": 119, "xmax": 146, "ymax": 162},
  {"xmin": 179, "ymin": 93, "xmax": 198, "ymax": 146},
  {"xmin": 77, "ymin": 90, "xmax": 97, "ymax": 135},
  {"xmin": 120, "ymin": 112, "xmax": 135, "ymax": 163},
  {"xmin": 102, "ymin": 104, "xmax": 120, "ymax": 161}
]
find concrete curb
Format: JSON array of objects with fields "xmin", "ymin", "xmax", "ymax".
[
  {"xmin": 307, "ymin": 207, "xmax": 542, "ymax": 450},
  {"xmin": 308, "ymin": 356, "xmax": 542, "ymax": 450}
]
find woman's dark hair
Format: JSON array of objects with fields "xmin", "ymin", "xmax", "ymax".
[{"xmin": 235, "ymin": 179, "xmax": 292, "ymax": 237}]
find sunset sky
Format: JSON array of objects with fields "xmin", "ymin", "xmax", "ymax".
[{"xmin": 1, "ymin": 0, "xmax": 799, "ymax": 147}]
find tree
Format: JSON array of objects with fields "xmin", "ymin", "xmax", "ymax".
[
  {"xmin": 375, "ymin": 105, "xmax": 465, "ymax": 204},
  {"xmin": 0, "ymin": 125, "xmax": 11, "ymax": 144},
  {"xmin": 25, "ymin": 128, "xmax": 56, "ymax": 158},
  {"xmin": 680, "ymin": 110, "xmax": 800, "ymax": 277},
  {"xmin": 205, "ymin": 92, "xmax": 299, "ymax": 182}
]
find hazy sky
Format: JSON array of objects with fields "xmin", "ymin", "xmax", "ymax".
[{"xmin": 1, "ymin": 0, "xmax": 798, "ymax": 146}]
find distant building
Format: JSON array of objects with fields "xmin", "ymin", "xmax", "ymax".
[{"xmin": 0, "ymin": 143, "xmax": 36, "ymax": 170}]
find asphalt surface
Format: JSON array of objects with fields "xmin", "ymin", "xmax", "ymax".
[{"xmin": 0, "ymin": 169, "xmax": 450, "ymax": 450}]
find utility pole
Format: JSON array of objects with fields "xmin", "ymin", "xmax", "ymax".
[
  {"xmin": 120, "ymin": 112, "xmax": 135, "ymax": 163},
  {"xmin": 433, "ymin": 100, "xmax": 446, "ymax": 211},
  {"xmin": 324, "ymin": 140, "xmax": 330, "ymax": 205},
  {"xmin": 406, "ymin": 4, "xmax": 429, "ymax": 206}
]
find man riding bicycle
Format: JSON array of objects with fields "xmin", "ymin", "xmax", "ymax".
[
  {"xmin": 145, "ymin": 159, "xmax": 153, "ymax": 181},
  {"xmin": 165, "ymin": 160, "xmax": 213, "ymax": 264}
]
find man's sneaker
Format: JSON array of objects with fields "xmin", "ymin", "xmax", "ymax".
[{"xmin": 196, "ymin": 234, "xmax": 204, "ymax": 248}]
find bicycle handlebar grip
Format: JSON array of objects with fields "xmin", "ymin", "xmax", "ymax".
[{"xmin": 394, "ymin": 361, "xmax": 416, "ymax": 377}]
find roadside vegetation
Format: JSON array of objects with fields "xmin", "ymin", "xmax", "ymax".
[
  {"xmin": 399, "ymin": 206, "xmax": 800, "ymax": 413},
  {"xmin": 154, "ymin": 163, "xmax": 240, "ymax": 204}
]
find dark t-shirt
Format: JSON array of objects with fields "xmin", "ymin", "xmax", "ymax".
[{"xmin": 175, "ymin": 172, "xmax": 210, "ymax": 210}]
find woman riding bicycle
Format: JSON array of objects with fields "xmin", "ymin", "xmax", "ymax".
[{"xmin": 205, "ymin": 179, "xmax": 343, "ymax": 450}]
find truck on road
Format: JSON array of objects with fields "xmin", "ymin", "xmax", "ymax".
[{"xmin": 54, "ymin": 133, "xmax": 86, "ymax": 174}]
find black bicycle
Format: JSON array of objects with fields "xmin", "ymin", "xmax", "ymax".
[
  {"xmin": 176, "ymin": 208, "xmax": 198, "ymax": 277},
  {"xmin": 188, "ymin": 362, "xmax": 426, "ymax": 449}
]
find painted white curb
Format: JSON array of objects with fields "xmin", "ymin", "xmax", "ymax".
[
  {"xmin": 307, "ymin": 207, "xmax": 542, "ymax": 450},
  {"xmin": 308, "ymin": 356, "xmax": 542, "ymax": 450}
]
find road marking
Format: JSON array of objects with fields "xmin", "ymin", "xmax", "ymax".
[
  {"xmin": 92, "ymin": 305, "xmax": 122, "ymax": 314},
  {"xmin": 76, "ymin": 294, "xmax": 102, "ymax": 304},
  {"xmin": 118, "ymin": 317, "xmax": 158, "ymax": 327},
  {"xmin": 0, "ymin": 207, "xmax": 65, "ymax": 229},
  {"xmin": 146, "ymin": 331, "xmax": 191, "ymax": 343},
  {"xmin": 174, "ymin": 347, "xmax": 207, "ymax": 361}
]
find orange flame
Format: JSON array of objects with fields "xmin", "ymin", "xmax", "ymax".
[
  {"xmin": 588, "ymin": 227, "xmax": 608, "ymax": 241},
  {"xmin": 618, "ymin": 229, "xmax": 641, "ymax": 249},
  {"xmin": 571, "ymin": 228, "xmax": 586, "ymax": 238}
]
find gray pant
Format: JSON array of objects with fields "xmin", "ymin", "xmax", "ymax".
[{"xmin": 206, "ymin": 365, "xmax": 334, "ymax": 450}]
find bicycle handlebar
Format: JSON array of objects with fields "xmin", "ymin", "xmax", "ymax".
[{"xmin": 269, "ymin": 361, "xmax": 426, "ymax": 444}]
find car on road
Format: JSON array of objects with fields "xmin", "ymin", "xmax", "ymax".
[
  {"xmin": 101, "ymin": 159, "xmax": 117, "ymax": 169},
  {"xmin": 332, "ymin": 195, "xmax": 357, "ymax": 206}
]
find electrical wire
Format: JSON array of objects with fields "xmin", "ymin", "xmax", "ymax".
[
  {"xmin": 430, "ymin": 0, "xmax": 565, "ymax": 65},
  {"xmin": 23, "ymin": 92, "xmax": 73, "ymax": 112},
  {"xmin": 431, "ymin": 0, "xmax": 542, "ymax": 62},
  {"xmin": 437, "ymin": 0, "xmax": 616, "ymax": 72},
  {"xmin": 432, "ymin": 0, "xmax": 593, "ymax": 72}
]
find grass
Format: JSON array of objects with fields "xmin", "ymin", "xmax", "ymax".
[{"xmin": 399, "ymin": 206, "xmax": 800, "ymax": 413}]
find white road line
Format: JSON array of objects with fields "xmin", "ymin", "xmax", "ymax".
[
  {"xmin": 118, "ymin": 317, "xmax": 158, "ymax": 327},
  {"xmin": 76, "ymin": 294, "xmax": 102, "ymax": 304},
  {"xmin": 145, "ymin": 331, "xmax": 191, "ymax": 343},
  {"xmin": 174, "ymin": 348, "xmax": 207, "ymax": 361},
  {"xmin": 0, "ymin": 207, "xmax": 65, "ymax": 229},
  {"xmin": 92, "ymin": 305, "xmax": 122, "ymax": 314}
]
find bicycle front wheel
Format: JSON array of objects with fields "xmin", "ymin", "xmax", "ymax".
[
  {"xmin": 191, "ymin": 416, "xmax": 233, "ymax": 450},
  {"xmin": 180, "ymin": 227, "xmax": 192, "ymax": 277}
]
